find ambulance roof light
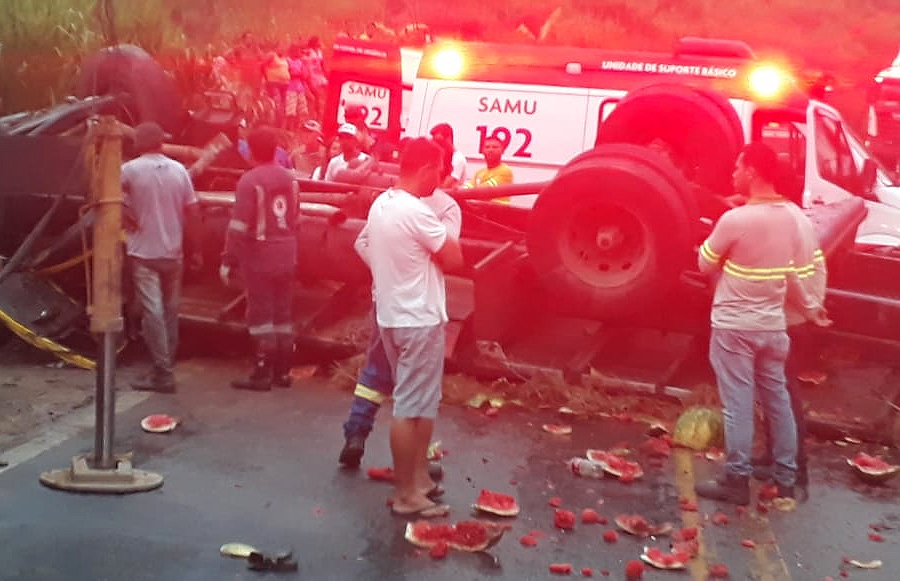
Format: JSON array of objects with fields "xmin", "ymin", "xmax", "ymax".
[
  {"xmin": 432, "ymin": 47, "xmax": 464, "ymax": 79},
  {"xmin": 749, "ymin": 65, "xmax": 789, "ymax": 101}
]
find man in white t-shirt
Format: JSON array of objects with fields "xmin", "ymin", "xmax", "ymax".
[
  {"xmin": 354, "ymin": 138, "xmax": 463, "ymax": 518},
  {"xmin": 320, "ymin": 123, "xmax": 370, "ymax": 182}
]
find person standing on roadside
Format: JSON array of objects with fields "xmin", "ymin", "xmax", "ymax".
[
  {"xmin": 694, "ymin": 142, "xmax": 828, "ymax": 505},
  {"xmin": 753, "ymin": 178, "xmax": 829, "ymax": 489},
  {"xmin": 123, "ymin": 122, "xmax": 203, "ymax": 394},
  {"xmin": 290, "ymin": 119, "xmax": 325, "ymax": 178},
  {"xmin": 429, "ymin": 123, "xmax": 466, "ymax": 188},
  {"xmin": 221, "ymin": 127, "xmax": 300, "ymax": 391},
  {"xmin": 463, "ymin": 136, "xmax": 513, "ymax": 189},
  {"xmin": 320, "ymin": 123, "xmax": 370, "ymax": 182},
  {"xmin": 339, "ymin": 140, "xmax": 462, "ymax": 469},
  {"xmin": 354, "ymin": 138, "xmax": 463, "ymax": 517}
]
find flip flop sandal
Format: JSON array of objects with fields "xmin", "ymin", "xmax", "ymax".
[
  {"xmin": 247, "ymin": 550, "xmax": 299, "ymax": 572},
  {"xmin": 390, "ymin": 502, "xmax": 451, "ymax": 519}
]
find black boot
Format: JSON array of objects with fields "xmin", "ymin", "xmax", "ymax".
[
  {"xmin": 272, "ymin": 339, "xmax": 294, "ymax": 388},
  {"xmin": 695, "ymin": 473, "xmax": 751, "ymax": 505},
  {"xmin": 232, "ymin": 352, "xmax": 272, "ymax": 391},
  {"xmin": 338, "ymin": 435, "xmax": 366, "ymax": 468}
]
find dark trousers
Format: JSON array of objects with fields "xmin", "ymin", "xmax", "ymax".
[
  {"xmin": 343, "ymin": 310, "xmax": 393, "ymax": 439},
  {"xmin": 244, "ymin": 268, "xmax": 294, "ymax": 356}
]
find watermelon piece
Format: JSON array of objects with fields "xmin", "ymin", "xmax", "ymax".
[
  {"xmin": 140, "ymin": 414, "xmax": 178, "ymax": 433},
  {"xmin": 473, "ymin": 489, "xmax": 520, "ymax": 517},
  {"xmin": 624, "ymin": 560, "xmax": 645, "ymax": 579},
  {"xmin": 796, "ymin": 370, "xmax": 828, "ymax": 385},
  {"xmin": 554, "ymin": 509, "xmax": 576, "ymax": 530},
  {"xmin": 549, "ymin": 563, "xmax": 573, "ymax": 575},
  {"xmin": 598, "ymin": 454, "xmax": 644, "ymax": 481},
  {"xmin": 614, "ymin": 514, "xmax": 672, "ymax": 538},
  {"xmin": 366, "ymin": 466, "xmax": 396, "ymax": 481},
  {"xmin": 640, "ymin": 546, "xmax": 690, "ymax": 570},
  {"xmin": 847, "ymin": 452, "xmax": 900, "ymax": 483},
  {"xmin": 405, "ymin": 520, "xmax": 511, "ymax": 552}
]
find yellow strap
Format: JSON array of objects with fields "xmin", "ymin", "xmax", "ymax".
[
  {"xmin": 34, "ymin": 251, "xmax": 93, "ymax": 276},
  {"xmin": 353, "ymin": 383, "xmax": 386, "ymax": 404},
  {"xmin": 0, "ymin": 307, "xmax": 95, "ymax": 370}
]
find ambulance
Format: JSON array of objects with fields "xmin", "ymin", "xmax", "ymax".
[{"xmin": 326, "ymin": 37, "xmax": 900, "ymax": 322}]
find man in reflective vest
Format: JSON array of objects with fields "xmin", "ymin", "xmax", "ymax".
[{"xmin": 221, "ymin": 127, "xmax": 300, "ymax": 391}]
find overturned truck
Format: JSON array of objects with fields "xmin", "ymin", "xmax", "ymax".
[{"xmin": 2, "ymin": 39, "xmax": 900, "ymax": 402}]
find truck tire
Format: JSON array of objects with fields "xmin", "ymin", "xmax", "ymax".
[
  {"xmin": 596, "ymin": 84, "xmax": 742, "ymax": 194},
  {"xmin": 527, "ymin": 144, "xmax": 694, "ymax": 319},
  {"xmin": 75, "ymin": 45, "xmax": 184, "ymax": 136}
]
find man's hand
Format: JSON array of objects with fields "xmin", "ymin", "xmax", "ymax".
[
  {"xmin": 810, "ymin": 307, "xmax": 833, "ymax": 327},
  {"xmin": 219, "ymin": 264, "xmax": 232, "ymax": 287}
]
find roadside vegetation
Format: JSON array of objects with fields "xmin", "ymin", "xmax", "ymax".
[{"xmin": 2, "ymin": 0, "xmax": 898, "ymax": 128}]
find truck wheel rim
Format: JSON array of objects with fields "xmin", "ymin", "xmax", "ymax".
[{"xmin": 559, "ymin": 203, "xmax": 652, "ymax": 288}]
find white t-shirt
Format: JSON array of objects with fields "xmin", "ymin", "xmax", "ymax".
[
  {"xmin": 421, "ymin": 189, "xmax": 461, "ymax": 239},
  {"xmin": 355, "ymin": 188, "xmax": 448, "ymax": 327},
  {"xmin": 450, "ymin": 150, "xmax": 467, "ymax": 184},
  {"xmin": 321, "ymin": 151, "xmax": 370, "ymax": 182}
]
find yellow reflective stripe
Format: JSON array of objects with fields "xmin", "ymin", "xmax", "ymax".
[
  {"xmin": 700, "ymin": 242, "xmax": 720, "ymax": 264},
  {"xmin": 353, "ymin": 383, "xmax": 386, "ymax": 404},
  {"xmin": 723, "ymin": 263, "xmax": 786, "ymax": 281},
  {"xmin": 0, "ymin": 307, "xmax": 94, "ymax": 370},
  {"xmin": 700, "ymin": 241, "xmax": 720, "ymax": 262},
  {"xmin": 724, "ymin": 260, "xmax": 794, "ymax": 276}
]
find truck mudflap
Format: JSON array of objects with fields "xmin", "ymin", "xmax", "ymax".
[{"xmin": 0, "ymin": 271, "xmax": 94, "ymax": 369}]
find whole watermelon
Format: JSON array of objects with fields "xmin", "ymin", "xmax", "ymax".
[{"xmin": 672, "ymin": 406, "xmax": 724, "ymax": 451}]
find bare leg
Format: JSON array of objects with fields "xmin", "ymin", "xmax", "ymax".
[
  {"xmin": 390, "ymin": 417, "xmax": 434, "ymax": 512},
  {"xmin": 414, "ymin": 418, "xmax": 436, "ymax": 494}
]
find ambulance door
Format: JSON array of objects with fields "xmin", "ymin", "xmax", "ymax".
[
  {"xmin": 806, "ymin": 101, "xmax": 900, "ymax": 246},
  {"xmin": 414, "ymin": 81, "xmax": 591, "ymax": 206},
  {"xmin": 586, "ymin": 88, "xmax": 627, "ymax": 150}
]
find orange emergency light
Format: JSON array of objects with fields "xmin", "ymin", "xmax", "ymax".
[
  {"xmin": 432, "ymin": 47, "xmax": 465, "ymax": 79},
  {"xmin": 748, "ymin": 64, "xmax": 789, "ymax": 101}
]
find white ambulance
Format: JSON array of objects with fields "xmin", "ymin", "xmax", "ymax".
[{"xmin": 327, "ymin": 38, "xmax": 900, "ymax": 320}]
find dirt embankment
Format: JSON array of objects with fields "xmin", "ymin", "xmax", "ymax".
[{"xmin": 0, "ymin": 340, "xmax": 96, "ymax": 454}]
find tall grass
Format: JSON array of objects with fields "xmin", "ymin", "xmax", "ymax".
[
  {"xmin": 2, "ymin": 0, "xmax": 899, "ymax": 125},
  {"xmin": 0, "ymin": 0, "xmax": 174, "ymax": 115}
]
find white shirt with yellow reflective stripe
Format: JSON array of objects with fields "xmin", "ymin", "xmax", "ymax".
[{"xmin": 699, "ymin": 201, "xmax": 826, "ymax": 331}]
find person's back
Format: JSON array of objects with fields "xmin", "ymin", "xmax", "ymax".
[
  {"xmin": 233, "ymin": 161, "xmax": 298, "ymax": 274},
  {"xmin": 704, "ymin": 202, "xmax": 809, "ymax": 331},
  {"xmin": 122, "ymin": 152, "xmax": 194, "ymax": 260}
]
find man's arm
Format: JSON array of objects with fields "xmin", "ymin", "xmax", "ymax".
[
  {"xmin": 221, "ymin": 176, "xmax": 253, "ymax": 268},
  {"xmin": 698, "ymin": 211, "xmax": 734, "ymax": 276},
  {"xmin": 354, "ymin": 223, "xmax": 371, "ymax": 268},
  {"xmin": 786, "ymin": 209, "xmax": 829, "ymax": 325},
  {"xmin": 434, "ymin": 236, "xmax": 463, "ymax": 273}
]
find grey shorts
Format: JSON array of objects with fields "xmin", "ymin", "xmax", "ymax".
[{"xmin": 380, "ymin": 324, "xmax": 445, "ymax": 419}]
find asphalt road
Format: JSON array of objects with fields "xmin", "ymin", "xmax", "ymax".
[{"xmin": 0, "ymin": 356, "xmax": 898, "ymax": 581}]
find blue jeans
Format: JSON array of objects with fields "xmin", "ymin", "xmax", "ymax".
[
  {"xmin": 343, "ymin": 310, "xmax": 393, "ymax": 439},
  {"xmin": 131, "ymin": 257, "xmax": 182, "ymax": 383},
  {"xmin": 709, "ymin": 328, "xmax": 797, "ymax": 486}
]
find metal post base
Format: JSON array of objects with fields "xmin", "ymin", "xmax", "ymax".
[{"xmin": 39, "ymin": 454, "xmax": 163, "ymax": 494}]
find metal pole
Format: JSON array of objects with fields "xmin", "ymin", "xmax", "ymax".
[
  {"xmin": 88, "ymin": 116, "xmax": 124, "ymax": 469},
  {"xmin": 93, "ymin": 331, "xmax": 117, "ymax": 468}
]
